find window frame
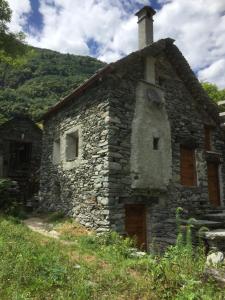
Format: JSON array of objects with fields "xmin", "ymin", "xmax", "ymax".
[
  {"xmin": 53, "ymin": 138, "xmax": 61, "ymax": 165},
  {"xmin": 61, "ymin": 125, "xmax": 82, "ymax": 170},
  {"xmin": 65, "ymin": 131, "xmax": 79, "ymax": 162}
]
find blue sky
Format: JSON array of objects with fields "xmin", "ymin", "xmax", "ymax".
[
  {"xmin": 26, "ymin": 0, "xmax": 43, "ymax": 32},
  {"xmin": 7, "ymin": 0, "xmax": 225, "ymax": 88}
]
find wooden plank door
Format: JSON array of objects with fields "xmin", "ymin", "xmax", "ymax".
[
  {"xmin": 125, "ymin": 204, "xmax": 147, "ymax": 250},
  {"xmin": 207, "ymin": 162, "xmax": 220, "ymax": 207},
  {"xmin": 180, "ymin": 146, "xmax": 197, "ymax": 186}
]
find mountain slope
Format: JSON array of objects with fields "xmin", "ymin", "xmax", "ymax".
[{"xmin": 0, "ymin": 47, "xmax": 105, "ymax": 123}]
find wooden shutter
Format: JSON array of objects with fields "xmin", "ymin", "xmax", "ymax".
[
  {"xmin": 125, "ymin": 204, "xmax": 147, "ymax": 250},
  {"xmin": 204, "ymin": 126, "xmax": 211, "ymax": 151},
  {"xmin": 207, "ymin": 162, "xmax": 220, "ymax": 207},
  {"xmin": 180, "ymin": 146, "xmax": 197, "ymax": 186}
]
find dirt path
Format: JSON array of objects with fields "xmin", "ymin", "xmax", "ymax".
[{"xmin": 23, "ymin": 217, "xmax": 60, "ymax": 239}]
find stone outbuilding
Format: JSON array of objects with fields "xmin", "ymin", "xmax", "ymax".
[
  {"xmin": 39, "ymin": 6, "xmax": 225, "ymax": 251},
  {"xmin": 0, "ymin": 115, "xmax": 42, "ymax": 203}
]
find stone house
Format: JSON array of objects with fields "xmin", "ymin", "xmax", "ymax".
[
  {"xmin": 40, "ymin": 6, "xmax": 225, "ymax": 250},
  {"xmin": 0, "ymin": 115, "xmax": 42, "ymax": 202}
]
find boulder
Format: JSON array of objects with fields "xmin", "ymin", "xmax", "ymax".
[{"xmin": 206, "ymin": 251, "xmax": 224, "ymax": 266}]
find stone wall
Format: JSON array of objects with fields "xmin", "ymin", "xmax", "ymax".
[
  {"xmin": 40, "ymin": 80, "xmax": 114, "ymax": 232},
  {"xmin": 105, "ymin": 52, "xmax": 225, "ymax": 250},
  {"xmin": 40, "ymin": 46, "xmax": 225, "ymax": 251}
]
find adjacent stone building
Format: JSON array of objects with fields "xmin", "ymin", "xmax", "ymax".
[
  {"xmin": 0, "ymin": 115, "xmax": 42, "ymax": 202},
  {"xmin": 40, "ymin": 6, "xmax": 225, "ymax": 250}
]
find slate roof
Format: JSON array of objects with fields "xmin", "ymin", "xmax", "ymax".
[
  {"xmin": 0, "ymin": 114, "xmax": 42, "ymax": 134},
  {"xmin": 42, "ymin": 38, "xmax": 220, "ymax": 124}
]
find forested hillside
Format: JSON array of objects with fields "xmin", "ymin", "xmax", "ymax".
[
  {"xmin": 1, "ymin": 45, "xmax": 224, "ymax": 126},
  {"xmin": 0, "ymin": 47, "xmax": 105, "ymax": 124}
]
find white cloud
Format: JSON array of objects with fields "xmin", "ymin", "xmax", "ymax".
[
  {"xmin": 7, "ymin": 0, "xmax": 225, "ymax": 88},
  {"xmin": 154, "ymin": 0, "xmax": 225, "ymax": 88},
  {"xmin": 25, "ymin": 0, "xmax": 153, "ymax": 60},
  {"xmin": 26, "ymin": 0, "xmax": 139, "ymax": 56},
  {"xmin": 7, "ymin": 0, "xmax": 31, "ymax": 32},
  {"xmin": 198, "ymin": 59, "xmax": 225, "ymax": 89},
  {"xmin": 98, "ymin": 16, "xmax": 138, "ymax": 62}
]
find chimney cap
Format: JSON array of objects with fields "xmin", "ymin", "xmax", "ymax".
[{"xmin": 135, "ymin": 6, "xmax": 156, "ymax": 19}]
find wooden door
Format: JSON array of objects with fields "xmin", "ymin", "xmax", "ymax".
[
  {"xmin": 180, "ymin": 146, "xmax": 197, "ymax": 186},
  {"xmin": 125, "ymin": 204, "xmax": 147, "ymax": 250},
  {"xmin": 204, "ymin": 126, "xmax": 212, "ymax": 151},
  {"xmin": 207, "ymin": 162, "xmax": 220, "ymax": 207}
]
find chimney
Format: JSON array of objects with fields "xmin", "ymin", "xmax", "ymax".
[{"xmin": 135, "ymin": 6, "xmax": 156, "ymax": 49}]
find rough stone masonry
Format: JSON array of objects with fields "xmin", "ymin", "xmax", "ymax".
[{"xmin": 40, "ymin": 6, "xmax": 225, "ymax": 251}]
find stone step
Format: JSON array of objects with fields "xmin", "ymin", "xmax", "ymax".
[
  {"xmin": 200, "ymin": 229, "xmax": 225, "ymax": 251},
  {"xmin": 203, "ymin": 211, "xmax": 225, "ymax": 218},
  {"xmin": 203, "ymin": 229, "xmax": 225, "ymax": 240},
  {"xmin": 165, "ymin": 218, "xmax": 224, "ymax": 230},
  {"xmin": 204, "ymin": 213, "xmax": 225, "ymax": 222},
  {"xmin": 180, "ymin": 219, "xmax": 224, "ymax": 230},
  {"xmin": 205, "ymin": 207, "xmax": 225, "ymax": 213}
]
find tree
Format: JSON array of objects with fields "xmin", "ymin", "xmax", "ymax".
[
  {"xmin": 0, "ymin": 0, "xmax": 28, "ymax": 60},
  {"xmin": 0, "ymin": 0, "xmax": 11, "ymax": 32},
  {"xmin": 0, "ymin": 0, "xmax": 31, "ymax": 87},
  {"xmin": 202, "ymin": 82, "xmax": 225, "ymax": 103}
]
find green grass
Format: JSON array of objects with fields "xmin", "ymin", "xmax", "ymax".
[{"xmin": 0, "ymin": 215, "xmax": 224, "ymax": 300}]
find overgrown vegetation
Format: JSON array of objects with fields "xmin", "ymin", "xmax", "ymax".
[
  {"xmin": 0, "ymin": 212, "xmax": 224, "ymax": 300},
  {"xmin": 0, "ymin": 0, "xmax": 28, "ymax": 64},
  {"xmin": 0, "ymin": 178, "xmax": 16, "ymax": 209},
  {"xmin": 0, "ymin": 178, "xmax": 27, "ymax": 218}
]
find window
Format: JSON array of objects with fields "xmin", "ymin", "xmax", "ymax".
[
  {"xmin": 153, "ymin": 137, "xmax": 160, "ymax": 150},
  {"xmin": 65, "ymin": 131, "xmax": 79, "ymax": 161},
  {"xmin": 53, "ymin": 139, "xmax": 60, "ymax": 164},
  {"xmin": 204, "ymin": 126, "xmax": 212, "ymax": 151},
  {"xmin": 180, "ymin": 146, "xmax": 197, "ymax": 186}
]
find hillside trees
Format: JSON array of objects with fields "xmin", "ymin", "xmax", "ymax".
[
  {"xmin": 0, "ymin": 1, "xmax": 105, "ymax": 123},
  {"xmin": 0, "ymin": 47, "xmax": 105, "ymax": 123},
  {"xmin": 202, "ymin": 82, "xmax": 225, "ymax": 103},
  {"xmin": 0, "ymin": 0, "xmax": 29, "ymax": 88}
]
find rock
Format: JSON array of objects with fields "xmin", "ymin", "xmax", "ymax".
[
  {"xmin": 129, "ymin": 248, "xmax": 147, "ymax": 258},
  {"xmin": 205, "ymin": 267, "xmax": 225, "ymax": 287},
  {"xmin": 74, "ymin": 264, "xmax": 81, "ymax": 269},
  {"xmin": 206, "ymin": 251, "xmax": 224, "ymax": 266}
]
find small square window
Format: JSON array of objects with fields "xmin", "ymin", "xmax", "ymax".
[
  {"xmin": 153, "ymin": 137, "xmax": 160, "ymax": 150},
  {"xmin": 65, "ymin": 131, "xmax": 79, "ymax": 161}
]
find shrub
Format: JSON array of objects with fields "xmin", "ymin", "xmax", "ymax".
[
  {"xmin": 0, "ymin": 178, "xmax": 26, "ymax": 218},
  {"xmin": 0, "ymin": 178, "xmax": 17, "ymax": 209}
]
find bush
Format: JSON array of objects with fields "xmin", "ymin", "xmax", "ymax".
[
  {"xmin": 0, "ymin": 178, "xmax": 26, "ymax": 218},
  {"xmin": 0, "ymin": 178, "xmax": 16, "ymax": 208}
]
